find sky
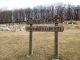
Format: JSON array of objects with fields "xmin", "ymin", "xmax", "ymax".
[{"xmin": 0, "ymin": 0, "xmax": 80, "ymax": 10}]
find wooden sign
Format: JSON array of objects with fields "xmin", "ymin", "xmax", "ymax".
[
  {"xmin": 26, "ymin": 26, "xmax": 64, "ymax": 32},
  {"xmin": 26, "ymin": 19, "xmax": 64, "ymax": 24},
  {"xmin": 26, "ymin": 15, "xmax": 64, "ymax": 58}
]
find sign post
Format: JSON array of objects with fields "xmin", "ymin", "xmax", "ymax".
[
  {"xmin": 54, "ymin": 22, "xmax": 59, "ymax": 59},
  {"xmin": 29, "ymin": 24, "xmax": 33, "ymax": 56},
  {"xmin": 53, "ymin": 16, "xmax": 61, "ymax": 60}
]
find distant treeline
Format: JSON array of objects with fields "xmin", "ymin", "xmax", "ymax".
[{"xmin": 0, "ymin": 4, "xmax": 80, "ymax": 24}]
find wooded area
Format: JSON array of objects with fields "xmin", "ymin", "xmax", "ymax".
[{"xmin": 0, "ymin": 4, "xmax": 80, "ymax": 24}]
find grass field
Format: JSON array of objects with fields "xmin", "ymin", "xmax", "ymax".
[
  {"xmin": 0, "ymin": 28, "xmax": 80, "ymax": 60},
  {"xmin": 0, "ymin": 24, "xmax": 80, "ymax": 60}
]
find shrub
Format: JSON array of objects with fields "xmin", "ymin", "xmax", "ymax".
[{"xmin": 74, "ymin": 25, "xmax": 80, "ymax": 29}]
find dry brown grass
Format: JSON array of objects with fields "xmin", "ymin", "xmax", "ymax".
[{"xmin": 0, "ymin": 29, "xmax": 80, "ymax": 60}]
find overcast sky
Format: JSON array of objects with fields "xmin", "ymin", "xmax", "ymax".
[{"xmin": 0, "ymin": 0, "xmax": 80, "ymax": 10}]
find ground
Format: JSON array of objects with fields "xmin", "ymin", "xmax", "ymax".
[{"xmin": 0, "ymin": 29, "xmax": 80, "ymax": 60}]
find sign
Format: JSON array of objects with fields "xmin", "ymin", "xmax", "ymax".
[
  {"xmin": 26, "ymin": 26, "xmax": 64, "ymax": 32},
  {"xmin": 26, "ymin": 19, "xmax": 64, "ymax": 24},
  {"xmin": 26, "ymin": 15, "xmax": 64, "ymax": 59}
]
